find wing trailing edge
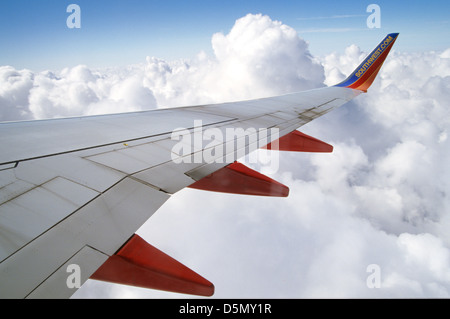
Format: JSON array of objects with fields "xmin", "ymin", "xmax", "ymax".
[
  {"xmin": 188, "ymin": 130, "xmax": 333, "ymax": 198},
  {"xmin": 88, "ymin": 129, "xmax": 336, "ymax": 296}
]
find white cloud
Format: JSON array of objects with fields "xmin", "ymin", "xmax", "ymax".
[
  {"xmin": 322, "ymin": 44, "xmax": 366, "ymax": 86},
  {"xmin": 0, "ymin": 64, "xmax": 158, "ymax": 120},
  {"xmin": 210, "ymin": 14, "xmax": 324, "ymax": 94},
  {"xmin": 1, "ymin": 13, "xmax": 450, "ymax": 298},
  {"xmin": 0, "ymin": 66, "xmax": 34, "ymax": 121},
  {"xmin": 140, "ymin": 13, "xmax": 324, "ymax": 107}
]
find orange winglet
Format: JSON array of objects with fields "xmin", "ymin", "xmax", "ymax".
[
  {"xmin": 90, "ymin": 234, "xmax": 214, "ymax": 297},
  {"xmin": 262, "ymin": 130, "xmax": 333, "ymax": 153},
  {"xmin": 189, "ymin": 161, "xmax": 289, "ymax": 197}
]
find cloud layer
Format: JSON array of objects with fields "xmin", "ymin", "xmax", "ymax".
[{"xmin": 1, "ymin": 13, "xmax": 449, "ymax": 298}]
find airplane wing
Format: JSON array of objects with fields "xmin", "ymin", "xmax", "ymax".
[{"xmin": 0, "ymin": 33, "xmax": 398, "ymax": 298}]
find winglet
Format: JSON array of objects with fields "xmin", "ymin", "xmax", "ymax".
[{"xmin": 334, "ymin": 33, "xmax": 399, "ymax": 92}]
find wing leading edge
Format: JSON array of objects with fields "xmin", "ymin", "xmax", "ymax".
[{"xmin": 0, "ymin": 33, "xmax": 398, "ymax": 298}]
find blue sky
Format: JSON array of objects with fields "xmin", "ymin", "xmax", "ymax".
[{"xmin": 1, "ymin": 0, "xmax": 449, "ymax": 71}]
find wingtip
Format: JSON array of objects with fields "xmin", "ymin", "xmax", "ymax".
[{"xmin": 334, "ymin": 33, "xmax": 399, "ymax": 91}]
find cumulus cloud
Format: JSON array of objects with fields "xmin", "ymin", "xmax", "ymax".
[
  {"xmin": 1, "ymin": 13, "xmax": 450, "ymax": 298},
  {"xmin": 0, "ymin": 66, "xmax": 34, "ymax": 121},
  {"xmin": 141, "ymin": 13, "xmax": 324, "ymax": 107},
  {"xmin": 210, "ymin": 14, "xmax": 324, "ymax": 95},
  {"xmin": 322, "ymin": 44, "xmax": 366, "ymax": 86},
  {"xmin": 0, "ymin": 64, "xmax": 158, "ymax": 120}
]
